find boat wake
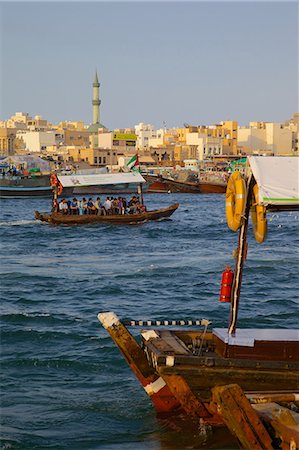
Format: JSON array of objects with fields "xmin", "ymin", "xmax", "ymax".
[{"xmin": 0, "ymin": 219, "xmax": 36, "ymax": 227}]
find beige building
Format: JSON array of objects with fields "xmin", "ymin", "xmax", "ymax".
[
  {"xmin": 98, "ymin": 130, "xmax": 137, "ymax": 152},
  {"xmin": 238, "ymin": 122, "xmax": 293, "ymax": 155},
  {"xmin": 17, "ymin": 131, "xmax": 56, "ymax": 153},
  {"xmin": 186, "ymin": 132, "xmax": 223, "ymax": 160},
  {"xmin": 65, "ymin": 147, "xmax": 120, "ymax": 167},
  {"xmin": 0, "ymin": 127, "xmax": 17, "ymax": 156}
]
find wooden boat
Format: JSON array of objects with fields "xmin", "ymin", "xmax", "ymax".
[
  {"xmin": 35, "ymin": 203, "xmax": 179, "ymax": 225},
  {"xmin": 0, "ymin": 173, "xmax": 52, "ymax": 198},
  {"xmin": 144, "ymin": 173, "xmax": 226, "ymax": 194},
  {"xmin": 35, "ymin": 171, "xmax": 179, "ymax": 225},
  {"xmin": 98, "ymin": 156, "xmax": 299, "ymax": 448}
]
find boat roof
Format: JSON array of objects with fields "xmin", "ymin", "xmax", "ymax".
[
  {"xmin": 214, "ymin": 328, "xmax": 299, "ymax": 347},
  {"xmin": 57, "ymin": 172, "xmax": 146, "ymax": 187},
  {"xmin": 248, "ymin": 156, "xmax": 299, "ymax": 207}
]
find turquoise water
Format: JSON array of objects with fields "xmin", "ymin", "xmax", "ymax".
[{"xmin": 1, "ymin": 194, "xmax": 298, "ymax": 449}]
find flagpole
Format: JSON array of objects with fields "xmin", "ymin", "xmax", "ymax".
[{"xmin": 137, "ymin": 151, "xmax": 144, "ymax": 205}]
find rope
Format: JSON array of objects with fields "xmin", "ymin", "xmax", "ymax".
[{"xmin": 122, "ymin": 319, "xmax": 210, "ymax": 327}]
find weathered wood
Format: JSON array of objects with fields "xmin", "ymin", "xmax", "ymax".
[
  {"xmin": 159, "ymin": 330, "xmax": 190, "ymax": 355},
  {"xmin": 253, "ymin": 402, "xmax": 299, "ymax": 449},
  {"xmin": 160, "ymin": 373, "xmax": 215, "ymax": 422},
  {"xmin": 248, "ymin": 393, "xmax": 299, "ymax": 404},
  {"xmin": 212, "ymin": 384, "xmax": 274, "ymax": 449},
  {"xmin": 98, "ymin": 312, "xmax": 181, "ymax": 414},
  {"xmin": 158, "ymin": 365, "xmax": 299, "ymax": 400}
]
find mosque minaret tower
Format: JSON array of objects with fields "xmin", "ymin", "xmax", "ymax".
[
  {"xmin": 88, "ymin": 71, "xmax": 106, "ymax": 146},
  {"xmin": 92, "ymin": 71, "xmax": 101, "ymax": 125}
]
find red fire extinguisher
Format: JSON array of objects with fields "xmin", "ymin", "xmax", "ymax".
[{"xmin": 219, "ymin": 266, "xmax": 234, "ymax": 303}]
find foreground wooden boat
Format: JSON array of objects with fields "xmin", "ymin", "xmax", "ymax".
[
  {"xmin": 98, "ymin": 156, "xmax": 299, "ymax": 448},
  {"xmin": 35, "ymin": 203, "xmax": 179, "ymax": 225}
]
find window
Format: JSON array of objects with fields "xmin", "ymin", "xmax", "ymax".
[
  {"xmin": 103, "ymin": 157, "xmax": 106, "ymax": 164},
  {"xmin": 94, "ymin": 157, "xmax": 98, "ymax": 164},
  {"xmin": 99, "ymin": 157, "xmax": 102, "ymax": 163}
]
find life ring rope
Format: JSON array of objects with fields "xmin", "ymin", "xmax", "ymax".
[
  {"xmin": 251, "ymin": 183, "xmax": 267, "ymax": 243},
  {"xmin": 226, "ymin": 171, "xmax": 246, "ymax": 232}
]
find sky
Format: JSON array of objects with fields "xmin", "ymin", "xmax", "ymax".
[{"xmin": 0, "ymin": 1, "xmax": 298, "ymax": 129}]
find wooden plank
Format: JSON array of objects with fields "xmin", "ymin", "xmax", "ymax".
[
  {"xmin": 98, "ymin": 312, "xmax": 182, "ymax": 414},
  {"xmin": 160, "ymin": 373, "xmax": 214, "ymax": 421},
  {"xmin": 253, "ymin": 402, "xmax": 299, "ymax": 449},
  {"xmin": 159, "ymin": 365, "xmax": 299, "ymax": 399},
  {"xmin": 159, "ymin": 330, "xmax": 190, "ymax": 355},
  {"xmin": 212, "ymin": 384, "xmax": 274, "ymax": 449}
]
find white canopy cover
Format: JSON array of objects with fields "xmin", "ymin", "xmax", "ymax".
[
  {"xmin": 57, "ymin": 172, "xmax": 146, "ymax": 188},
  {"xmin": 248, "ymin": 156, "xmax": 299, "ymax": 206}
]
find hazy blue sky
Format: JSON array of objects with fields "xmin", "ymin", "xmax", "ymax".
[{"xmin": 1, "ymin": 2, "xmax": 298, "ymax": 129}]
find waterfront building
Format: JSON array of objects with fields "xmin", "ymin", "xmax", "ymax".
[
  {"xmin": 238, "ymin": 122, "xmax": 293, "ymax": 155},
  {"xmin": 134, "ymin": 123, "xmax": 157, "ymax": 149},
  {"xmin": 98, "ymin": 129, "xmax": 137, "ymax": 152},
  {"xmin": 0, "ymin": 127, "xmax": 17, "ymax": 156},
  {"xmin": 65, "ymin": 147, "xmax": 116, "ymax": 167},
  {"xmin": 186, "ymin": 132, "xmax": 223, "ymax": 160},
  {"xmin": 17, "ymin": 130, "xmax": 56, "ymax": 153}
]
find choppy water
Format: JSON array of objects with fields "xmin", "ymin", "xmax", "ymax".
[{"xmin": 1, "ymin": 194, "xmax": 298, "ymax": 450}]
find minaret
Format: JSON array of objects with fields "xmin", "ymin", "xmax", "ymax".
[{"xmin": 92, "ymin": 71, "xmax": 101, "ymax": 124}]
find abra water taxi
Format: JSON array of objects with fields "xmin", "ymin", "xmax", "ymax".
[
  {"xmin": 98, "ymin": 156, "xmax": 299, "ymax": 449},
  {"xmin": 35, "ymin": 172, "xmax": 179, "ymax": 225}
]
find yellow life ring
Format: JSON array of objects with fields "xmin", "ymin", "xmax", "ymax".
[
  {"xmin": 226, "ymin": 171, "xmax": 246, "ymax": 231},
  {"xmin": 251, "ymin": 183, "xmax": 267, "ymax": 243}
]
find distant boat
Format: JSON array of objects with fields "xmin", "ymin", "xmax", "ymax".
[
  {"xmin": 0, "ymin": 173, "xmax": 52, "ymax": 198},
  {"xmin": 35, "ymin": 172, "xmax": 179, "ymax": 225},
  {"xmin": 144, "ymin": 173, "xmax": 227, "ymax": 194},
  {"xmin": 35, "ymin": 203, "xmax": 179, "ymax": 225}
]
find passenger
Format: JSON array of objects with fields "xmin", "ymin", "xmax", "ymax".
[
  {"xmin": 112, "ymin": 197, "xmax": 119, "ymax": 214},
  {"xmin": 122, "ymin": 197, "xmax": 127, "ymax": 212},
  {"xmin": 87, "ymin": 198, "xmax": 96, "ymax": 215},
  {"xmin": 52, "ymin": 198, "xmax": 59, "ymax": 213},
  {"xmin": 70, "ymin": 198, "xmax": 79, "ymax": 215},
  {"xmin": 78, "ymin": 199, "xmax": 84, "ymax": 215},
  {"xmin": 81, "ymin": 197, "xmax": 88, "ymax": 215},
  {"xmin": 140, "ymin": 203, "xmax": 147, "ymax": 213},
  {"xmin": 118, "ymin": 197, "xmax": 124, "ymax": 215},
  {"xmin": 136, "ymin": 201, "xmax": 141, "ymax": 213},
  {"xmin": 94, "ymin": 197, "xmax": 101, "ymax": 215},
  {"xmin": 104, "ymin": 197, "xmax": 112, "ymax": 215},
  {"xmin": 59, "ymin": 199, "xmax": 68, "ymax": 215},
  {"xmin": 67, "ymin": 200, "xmax": 71, "ymax": 214}
]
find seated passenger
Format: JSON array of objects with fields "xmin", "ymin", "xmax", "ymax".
[
  {"xmin": 59, "ymin": 199, "xmax": 68, "ymax": 215},
  {"xmin": 81, "ymin": 198, "xmax": 88, "ymax": 215},
  {"xmin": 118, "ymin": 197, "xmax": 124, "ymax": 215},
  {"xmin": 70, "ymin": 198, "xmax": 79, "ymax": 215},
  {"xmin": 140, "ymin": 203, "xmax": 147, "ymax": 213},
  {"xmin": 94, "ymin": 197, "xmax": 101, "ymax": 215},
  {"xmin": 104, "ymin": 197, "xmax": 112, "ymax": 215},
  {"xmin": 87, "ymin": 198, "xmax": 96, "ymax": 215},
  {"xmin": 112, "ymin": 198, "xmax": 119, "ymax": 214}
]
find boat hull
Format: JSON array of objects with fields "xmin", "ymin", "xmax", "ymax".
[
  {"xmin": 35, "ymin": 203, "xmax": 179, "ymax": 225},
  {"xmin": 144, "ymin": 175, "xmax": 226, "ymax": 194},
  {"xmin": 0, "ymin": 175, "xmax": 53, "ymax": 198},
  {"xmin": 98, "ymin": 314, "xmax": 299, "ymax": 433}
]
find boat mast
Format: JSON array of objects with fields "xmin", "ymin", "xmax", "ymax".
[{"xmin": 228, "ymin": 175, "xmax": 254, "ymax": 335}]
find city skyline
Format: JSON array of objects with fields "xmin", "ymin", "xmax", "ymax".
[{"xmin": 1, "ymin": 2, "xmax": 298, "ymax": 129}]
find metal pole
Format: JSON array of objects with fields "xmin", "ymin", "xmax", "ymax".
[{"xmin": 228, "ymin": 175, "xmax": 254, "ymax": 335}]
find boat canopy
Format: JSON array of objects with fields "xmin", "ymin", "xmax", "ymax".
[
  {"xmin": 57, "ymin": 172, "xmax": 146, "ymax": 188},
  {"xmin": 248, "ymin": 156, "xmax": 299, "ymax": 207}
]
